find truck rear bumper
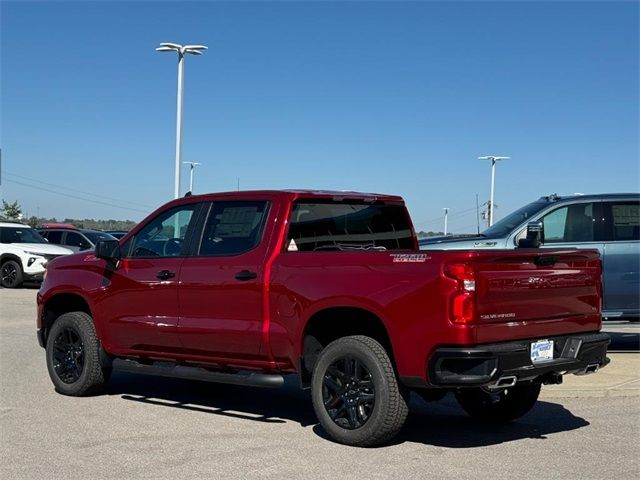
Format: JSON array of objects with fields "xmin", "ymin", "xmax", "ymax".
[{"xmin": 420, "ymin": 332, "xmax": 610, "ymax": 388}]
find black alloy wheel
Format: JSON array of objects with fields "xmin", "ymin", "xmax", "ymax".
[
  {"xmin": 311, "ymin": 335, "xmax": 409, "ymax": 447},
  {"xmin": 46, "ymin": 311, "xmax": 112, "ymax": 396},
  {"xmin": 323, "ymin": 356, "xmax": 376, "ymax": 430},
  {"xmin": 1, "ymin": 261, "xmax": 22, "ymax": 288},
  {"xmin": 51, "ymin": 327, "xmax": 85, "ymax": 384}
]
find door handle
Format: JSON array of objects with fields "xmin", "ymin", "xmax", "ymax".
[
  {"xmin": 235, "ymin": 270, "xmax": 257, "ymax": 281},
  {"xmin": 156, "ymin": 270, "xmax": 176, "ymax": 280}
]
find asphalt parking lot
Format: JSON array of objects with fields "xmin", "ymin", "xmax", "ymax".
[{"xmin": 1, "ymin": 288, "xmax": 639, "ymax": 480}]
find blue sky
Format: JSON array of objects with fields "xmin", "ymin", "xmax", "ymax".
[{"xmin": 1, "ymin": 0, "xmax": 638, "ymax": 233}]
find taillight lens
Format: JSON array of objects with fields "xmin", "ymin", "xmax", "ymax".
[{"xmin": 445, "ymin": 262, "xmax": 476, "ymax": 324}]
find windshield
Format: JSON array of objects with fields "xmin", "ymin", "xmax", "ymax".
[
  {"xmin": 83, "ymin": 231, "xmax": 117, "ymax": 244},
  {"xmin": 0, "ymin": 226, "xmax": 48, "ymax": 244},
  {"xmin": 482, "ymin": 201, "xmax": 550, "ymax": 238}
]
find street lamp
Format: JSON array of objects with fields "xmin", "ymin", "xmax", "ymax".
[
  {"xmin": 443, "ymin": 208, "xmax": 449, "ymax": 236},
  {"xmin": 156, "ymin": 42, "xmax": 208, "ymax": 199},
  {"xmin": 183, "ymin": 162, "xmax": 201, "ymax": 194},
  {"xmin": 478, "ymin": 155, "xmax": 510, "ymax": 226}
]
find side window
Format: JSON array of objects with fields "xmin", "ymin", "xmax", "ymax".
[
  {"xmin": 46, "ymin": 231, "xmax": 63, "ymax": 244},
  {"xmin": 65, "ymin": 232, "xmax": 91, "ymax": 250},
  {"xmin": 126, "ymin": 205, "xmax": 196, "ymax": 258},
  {"xmin": 197, "ymin": 201, "xmax": 268, "ymax": 256},
  {"xmin": 543, "ymin": 203, "xmax": 595, "ymax": 243},
  {"xmin": 609, "ymin": 201, "xmax": 640, "ymax": 241}
]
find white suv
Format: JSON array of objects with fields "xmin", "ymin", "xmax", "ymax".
[{"xmin": 0, "ymin": 222, "xmax": 73, "ymax": 288}]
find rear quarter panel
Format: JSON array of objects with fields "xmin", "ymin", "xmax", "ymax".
[{"xmin": 269, "ymin": 250, "xmax": 474, "ymax": 378}]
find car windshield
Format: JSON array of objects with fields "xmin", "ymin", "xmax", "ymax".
[
  {"xmin": 83, "ymin": 231, "xmax": 117, "ymax": 244},
  {"xmin": 0, "ymin": 226, "xmax": 48, "ymax": 244},
  {"xmin": 482, "ymin": 201, "xmax": 550, "ymax": 238}
]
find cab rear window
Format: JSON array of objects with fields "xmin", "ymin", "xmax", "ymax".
[{"xmin": 286, "ymin": 202, "xmax": 414, "ymax": 252}]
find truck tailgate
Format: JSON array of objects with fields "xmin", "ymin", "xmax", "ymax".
[{"xmin": 474, "ymin": 249, "xmax": 601, "ymax": 325}]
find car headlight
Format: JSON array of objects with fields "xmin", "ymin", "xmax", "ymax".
[{"xmin": 24, "ymin": 251, "xmax": 45, "ymax": 257}]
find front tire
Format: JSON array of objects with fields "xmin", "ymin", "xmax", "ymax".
[
  {"xmin": 1, "ymin": 260, "xmax": 23, "ymax": 288},
  {"xmin": 45, "ymin": 311, "xmax": 111, "ymax": 396},
  {"xmin": 311, "ymin": 335, "xmax": 409, "ymax": 447},
  {"xmin": 455, "ymin": 382, "xmax": 541, "ymax": 423}
]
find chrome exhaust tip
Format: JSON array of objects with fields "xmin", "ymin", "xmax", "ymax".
[
  {"xmin": 577, "ymin": 363, "xmax": 599, "ymax": 375},
  {"xmin": 487, "ymin": 375, "xmax": 518, "ymax": 390}
]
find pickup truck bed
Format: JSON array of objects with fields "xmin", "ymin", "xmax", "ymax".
[{"xmin": 36, "ymin": 190, "xmax": 609, "ymax": 446}]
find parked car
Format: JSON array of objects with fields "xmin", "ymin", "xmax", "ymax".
[
  {"xmin": 420, "ymin": 193, "xmax": 640, "ymax": 320},
  {"xmin": 104, "ymin": 230, "xmax": 129, "ymax": 239},
  {"xmin": 0, "ymin": 222, "xmax": 73, "ymax": 288},
  {"xmin": 40, "ymin": 223, "xmax": 78, "ymax": 229},
  {"xmin": 37, "ymin": 190, "xmax": 609, "ymax": 446},
  {"xmin": 38, "ymin": 227, "xmax": 117, "ymax": 252}
]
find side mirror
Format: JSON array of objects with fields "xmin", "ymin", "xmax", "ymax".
[
  {"xmin": 95, "ymin": 239, "xmax": 121, "ymax": 262},
  {"xmin": 518, "ymin": 221, "xmax": 544, "ymax": 248}
]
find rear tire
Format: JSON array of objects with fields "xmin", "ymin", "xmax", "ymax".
[
  {"xmin": 1, "ymin": 260, "xmax": 23, "ymax": 288},
  {"xmin": 455, "ymin": 383, "xmax": 541, "ymax": 423},
  {"xmin": 45, "ymin": 311, "xmax": 111, "ymax": 396},
  {"xmin": 311, "ymin": 335, "xmax": 409, "ymax": 447}
]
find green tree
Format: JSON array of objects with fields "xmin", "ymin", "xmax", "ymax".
[{"xmin": 1, "ymin": 200, "xmax": 22, "ymax": 220}]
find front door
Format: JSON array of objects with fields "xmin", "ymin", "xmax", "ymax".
[
  {"xmin": 178, "ymin": 200, "xmax": 271, "ymax": 360},
  {"xmin": 539, "ymin": 201, "xmax": 605, "ymax": 256},
  {"xmin": 96, "ymin": 203, "xmax": 200, "ymax": 354}
]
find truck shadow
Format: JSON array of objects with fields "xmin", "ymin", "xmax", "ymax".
[
  {"xmin": 108, "ymin": 372, "xmax": 589, "ymax": 448},
  {"xmin": 374, "ymin": 396, "xmax": 589, "ymax": 448}
]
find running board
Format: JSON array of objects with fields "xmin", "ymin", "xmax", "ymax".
[{"xmin": 113, "ymin": 359, "xmax": 285, "ymax": 388}]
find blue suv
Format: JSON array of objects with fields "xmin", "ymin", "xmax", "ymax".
[{"xmin": 420, "ymin": 193, "xmax": 640, "ymax": 320}]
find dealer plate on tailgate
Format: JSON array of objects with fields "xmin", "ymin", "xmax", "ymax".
[{"xmin": 531, "ymin": 339, "xmax": 554, "ymax": 363}]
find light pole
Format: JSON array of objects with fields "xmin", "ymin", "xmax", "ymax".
[
  {"xmin": 156, "ymin": 42, "xmax": 207, "ymax": 199},
  {"xmin": 183, "ymin": 162, "xmax": 201, "ymax": 194},
  {"xmin": 478, "ymin": 155, "xmax": 510, "ymax": 226},
  {"xmin": 443, "ymin": 208, "xmax": 449, "ymax": 236}
]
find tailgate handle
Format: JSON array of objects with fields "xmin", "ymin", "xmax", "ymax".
[{"xmin": 534, "ymin": 255, "xmax": 558, "ymax": 267}]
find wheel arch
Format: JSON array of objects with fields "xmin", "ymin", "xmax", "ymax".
[
  {"xmin": 41, "ymin": 293, "xmax": 93, "ymax": 344},
  {"xmin": 299, "ymin": 306, "xmax": 396, "ymax": 388},
  {"xmin": 0, "ymin": 253, "xmax": 23, "ymax": 267}
]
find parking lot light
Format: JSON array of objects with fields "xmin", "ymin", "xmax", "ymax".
[
  {"xmin": 478, "ymin": 155, "xmax": 510, "ymax": 226},
  {"xmin": 183, "ymin": 162, "xmax": 201, "ymax": 194},
  {"xmin": 156, "ymin": 43, "xmax": 208, "ymax": 199}
]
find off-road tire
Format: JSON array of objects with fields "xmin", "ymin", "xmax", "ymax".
[
  {"xmin": 1, "ymin": 260, "xmax": 23, "ymax": 288},
  {"xmin": 455, "ymin": 382, "xmax": 541, "ymax": 423},
  {"xmin": 311, "ymin": 335, "xmax": 409, "ymax": 447},
  {"xmin": 45, "ymin": 311, "xmax": 111, "ymax": 396}
]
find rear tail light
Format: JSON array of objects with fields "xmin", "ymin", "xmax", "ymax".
[{"xmin": 445, "ymin": 262, "xmax": 476, "ymax": 324}]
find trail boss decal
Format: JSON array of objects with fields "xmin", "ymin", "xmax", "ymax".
[{"xmin": 390, "ymin": 254, "xmax": 430, "ymax": 263}]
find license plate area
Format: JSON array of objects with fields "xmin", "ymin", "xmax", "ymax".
[{"xmin": 531, "ymin": 339, "xmax": 554, "ymax": 364}]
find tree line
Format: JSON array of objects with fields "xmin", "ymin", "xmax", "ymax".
[{"xmin": 1, "ymin": 200, "xmax": 136, "ymax": 231}]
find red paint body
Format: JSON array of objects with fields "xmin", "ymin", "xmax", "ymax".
[{"xmin": 37, "ymin": 191, "xmax": 602, "ymax": 385}]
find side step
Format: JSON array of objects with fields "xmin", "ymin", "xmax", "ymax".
[{"xmin": 113, "ymin": 359, "xmax": 285, "ymax": 388}]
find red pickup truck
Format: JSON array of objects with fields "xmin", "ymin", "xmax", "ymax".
[{"xmin": 37, "ymin": 190, "xmax": 609, "ymax": 446}]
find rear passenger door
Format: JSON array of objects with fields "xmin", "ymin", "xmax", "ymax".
[
  {"xmin": 601, "ymin": 200, "xmax": 640, "ymax": 316},
  {"xmin": 177, "ymin": 200, "xmax": 271, "ymax": 359},
  {"xmin": 41, "ymin": 230, "xmax": 63, "ymax": 246}
]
